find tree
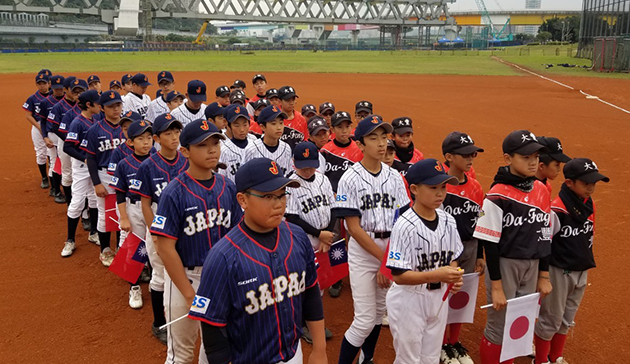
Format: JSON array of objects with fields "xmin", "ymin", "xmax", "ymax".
[
  {"xmin": 539, "ymin": 16, "xmax": 580, "ymax": 42},
  {"xmin": 28, "ymin": 36, "xmax": 36, "ymax": 44},
  {"xmin": 514, "ymin": 33, "xmax": 535, "ymax": 43},
  {"xmin": 60, "ymin": 34, "xmax": 68, "ymax": 43},
  {"xmin": 536, "ymin": 31, "xmax": 552, "ymax": 44}
]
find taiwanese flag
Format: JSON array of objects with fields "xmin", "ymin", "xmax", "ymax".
[
  {"xmin": 315, "ymin": 239, "xmax": 348, "ymax": 290},
  {"xmin": 109, "ymin": 233, "xmax": 149, "ymax": 283},
  {"xmin": 379, "ymin": 242, "xmax": 393, "ymax": 281},
  {"xmin": 52, "ymin": 156, "xmax": 62, "ymax": 175},
  {"xmin": 105, "ymin": 194, "xmax": 120, "ymax": 232}
]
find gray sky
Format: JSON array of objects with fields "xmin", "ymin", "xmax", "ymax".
[{"xmin": 448, "ymin": 0, "xmax": 583, "ymax": 12}]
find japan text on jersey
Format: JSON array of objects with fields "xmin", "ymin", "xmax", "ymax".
[{"xmin": 82, "ymin": 120, "xmax": 126, "ymax": 169}]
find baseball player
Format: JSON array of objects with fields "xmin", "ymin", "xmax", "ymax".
[
  {"xmin": 250, "ymin": 73, "xmax": 268, "ymax": 103},
  {"xmin": 229, "ymin": 90, "xmax": 247, "ymax": 107},
  {"xmin": 265, "ymin": 88, "xmax": 281, "ymax": 107},
  {"xmin": 321, "ymin": 111, "xmax": 363, "ymax": 192},
  {"xmin": 306, "ymin": 116, "xmax": 329, "ymax": 175},
  {"xmin": 354, "ymin": 101, "xmax": 373, "ymax": 124},
  {"xmin": 217, "ymin": 105, "xmax": 252, "ymax": 182},
  {"xmin": 110, "ymin": 80, "xmax": 123, "ymax": 93},
  {"xmin": 24, "ymin": 73, "xmax": 51, "ymax": 189},
  {"xmin": 301, "ymin": 104, "xmax": 317, "ymax": 120},
  {"xmin": 215, "ymin": 86, "xmax": 230, "ymax": 107},
  {"xmin": 229, "ymin": 79, "xmax": 247, "ymax": 94},
  {"xmin": 165, "ymin": 91, "xmax": 185, "ymax": 111},
  {"xmin": 204, "ymin": 102, "xmax": 228, "ymax": 132},
  {"xmin": 171, "ymin": 80, "xmax": 208, "ymax": 127},
  {"xmin": 188, "ymin": 157, "xmax": 327, "ymax": 364},
  {"xmin": 534, "ymin": 158, "xmax": 609, "ymax": 364},
  {"xmin": 83, "ymin": 90, "xmax": 126, "ymax": 267},
  {"xmin": 386, "ymin": 158, "xmax": 464, "ymax": 364},
  {"xmin": 108, "ymin": 111, "xmax": 142, "ymax": 175},
  {"xmin": 440, "ymin": 132, "xmax": 485, "ymax": 364},
  {"xmin": 390, "ymin": 117, "xmax": 424, "ymax": 175},
  {"xmin": 87, "ymin": 74, "xmax": 101, "ymax": 92},
  {"xmin": 247, "ymin": 99, "xmax": 269, "ymax": 138},
  {"xmin": 535, "ymin": 137, "xmax": 571, "ymax": 196},
  {"xmin": 60, "ymin": 89, "xmax": 102, "ymax": 257},
  {"xmin": 122, "ymin": 73, "xmax": 152, "ymax": 118},
  {"xmin": 278, "ymin": 86, "xmax": 307, "ymax": 150},
  {"xmin": 242, "ymin": 105, "xmax": 293, "ymax": 176},
  {"xmin": 146, "ymin": 71, "xmax": 176, "ymax": 122},
  {"xmin": 334, "ymin": 116, "xmax": 411, "ymax": 364},
  {"xmin": 319, "ymin": 102, "xmax": 335, "ymax": 128},
  {"xmin": 38, "ymin": 68, "xmax": 52, "ymax": 77},
  {"xmin": 121, "ymin": 73, "xmax": 133, "ymax": 94},
  {"xmin": 473, "ymin": 130, "xmax": 553, "ymax": 364},
  {"xmin": 150, "ymin": 118, "xmax": 242, "ymax": 364}
]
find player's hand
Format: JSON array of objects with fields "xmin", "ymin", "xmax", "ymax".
[
  {"xmin": 318, "ymin": 231, "xmax": 334, "ymax": 247},
  {"xmin": 434, "ymin": 266, "xmax": 464, "ymax": 284},
  {"xmin": 120, "ymin": 218, "xmax": 131, "ymax": 232},
  {"xmin": 94, "ymin": 184, "xmax": 108, "ymax": 198},
  {"xmin": 376, "ymin": 271, "xmax": 391, "ymax": 289},
  {"xmin": 475, "ymin": 259, "xmax": 486, "ymax": 275},
  {"xmin": 308, "ymin": 347, "xmax": 328, "ymax": 364},
  {"xmin": 537, "ymin": 276, "xmax": 553, "ymax": 298},
  {"xmin": 450, "ymin": 279, "xmax": 464, "ymax": 294},
  {"xmin": 44, "ymin": 137, "xmax": 54, "ymax": 148},
  {"xmin": 490, "ymin": 287, "xmax": 508, "ymax": 311}
]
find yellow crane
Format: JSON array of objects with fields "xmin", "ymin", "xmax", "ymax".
[{"xmin": 193, "ymin": 21, "xmax": 210, "ymax": 44}]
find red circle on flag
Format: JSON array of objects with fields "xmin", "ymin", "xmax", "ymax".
[
  {"xmin": 449, "ymin": 291, "xmax": 470, "ymax": 310},
  {"xmin": 509, "ymin": 316, "xmax": 530, "ymax": 340}
]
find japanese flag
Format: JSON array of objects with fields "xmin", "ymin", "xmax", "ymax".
[
  {"xmin": 447, "ymin": 273, "xmax": 480, "ymax": 324},
  {"xmin": 500, "ymin": 293, "xmax": 541, "ymax": 362}
]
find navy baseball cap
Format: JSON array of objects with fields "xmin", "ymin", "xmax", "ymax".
[
  {"xmin": 502, "ymin": 130, "xmax": 548, "ymax": 155},
  {"xmin": 355, "ymin": 100, "xmax": 373, "ymax": 114},
  {"xmin": 50, "ymin": 75, "xmax": 65, "ymax": 89},
  {"xmin": 406, "ymin": 158, "xmax": 459, "ymax": 186},
  {"xmin": 35, "ymin": 73, "xmax": 49, "ymax": 83},
  {"xmin": 132, "ymin": 73, "xmax": 151, "ymax": 87},
  {"xmin": 127, "ymin": 120, "xmax": 152, "ymax": 139},
  {"xmin": 79, "ymin": 90, "xmax": 100, "ymax": 105},
  {"xmin": 442, "ymin": 131, "xmax": 484, "ymax": 155},
  {"xmin": 70, "ymin": 78, "xmax": 88, "ymax": 91},
  {"xmin": 110, "ymin": 80, "xmax": 122, "ymax": 89},
  {"xmin": 180, "ymin": 118, "xmax": 225, "ymax": 147},
  {"xmin": 278, "ymin": 86, "xmax": 298, "ymax": 100},
  {"xmin": 205, "ymin": 102, "xmax": 227, "ymax": 120},
  {"xmin": 319, "ymin": 102, "xmax": 335, "ymax": 114},
  {"xmin": 265, "ymin": 88, "xmax": 279, "ymax": 99},
  {"xmin": 99, "ymin": 90, "xmax": 123, "ymax": 106},
  {"xmin": 331, "ymin": 111, "xmax": 352, "ymax": 127},
  {"xmin": 301, "ymin": 104, "xmax": 317, "ymax": 117},
  {"xmin": 230, "ymin": 79, "xmax": 246, "ymax": 89},
  {"xmin": 293, "ymin": 141, "xmax": 320, "ymax": 169},
  {"xmin": 120, "ymin": 111, "xmax": 141, "ymax": 124},
  {"xmin": 63, "ymin": 76, "xmax": 76, "ymax": 88},
  {"xmin": 252, "ymin": 74, "xmax": 266, "ymax": 84},
  {"xmin": 87, "ymin": 75, "xmax": 100, "ymax": 85},
  {"xmin": 38, "ymin": 69, "xmax": 52, "ymax": 77},
  {"xmin": 308, "ymin": 116, "xmax": 329, "ymax": 135},
  {"xmin": 166, "ymin": 90, "xmax": 185, "ymax": 103},
  {"xmin": 251, "ymin": 98, "xmax": 270, "ymax": 111},
  {"xmin": 392, "ymin": 117, "xmax": 414, "ymax": 135},
  {"xmin": 155, "ymin": 89, "xmax": 163, "ymax": 98},
  {"xmin": 157, "ymin": 71, "xmax": 174, "ymax": 83},
  {"xmin": 235, "ymin": 158, "xmax": 300, "ymax": 192},
  {"xmin": 224, "ymin": 104, "xmax": 250, "ymax": 124},
  {"xmin": 538, "ymin": 136, "xmax": 571, "ymax": 163},
  {"xmin": 563, "ymin": 158, "xmax": 609, "ymax": 183},
  {"xmin": 121, "ymin": 73, "xmax": 133, "ymax": 84},
  {"xmin": 153, "ymin": 113, "xmax": 183, "ymax": 134},
  {"xmin": 258, "ymin": 105, "xmax": 287, "ymax": 125},
  {"xmin": 187, "ymin": 80, "xmax": 207, "ymax": 102},
  {"xmin": 354, "ymin": 115, "xmax": 393, "ymax": 140},
  {"xmin": 216, "ymin": 86, "xmax": 230, "ymax": 97}
]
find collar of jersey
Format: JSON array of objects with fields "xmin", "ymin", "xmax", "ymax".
[
  {"xmin": 237, "ymin": 222, "xmax": 280, "ymax": 253},
  {"xmin": 185, "ymin": 171, "xmax": 216, "ymax": 191}
]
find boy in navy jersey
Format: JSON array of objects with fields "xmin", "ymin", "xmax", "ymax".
[{"xmin": 534, "ymin": 158, "xmax": 609, "ymax": 364}]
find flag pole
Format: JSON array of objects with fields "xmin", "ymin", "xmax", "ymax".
[{"xmin": 159, "ymin": 314, "xmax": 189, "ymax": 330}]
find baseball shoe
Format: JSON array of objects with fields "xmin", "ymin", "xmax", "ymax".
[
  {"xmin": 99, "ymin": 248, "xmax": 115, "ymax": 267},
  {"xmin": 129, "ymin": 285, "xmax": 143, "ymax": 309},
  {"xmin": 554, "ymin": 358, "xmax": 569, "ymax": 364},
  {"xmin": 61, "ymin": 240, "xmax": 76, "ymax": 257},
  {"xmin": 140, "ymin": 266, "xmax": 151, "ymax": 282},
  {"xmin": 49, "ymin": 188, "xmax": 56, "ymax": 197},
  {"xmin": 382, "ymin": 313, "xmax": 389, "ymax": 326},
  {"xmin": 41, "ymin": 177, "xmax": 50, "ymax": 189},
  {"xmin": 82, "ymin": 219, "xmax": 91, "ymax": 231},
  {"xmin": 301, "ymin": 326, "xmax": 313, "ymax": 344},
  {"xmin": 325, "ymin": 327, "xmax": 333, "ymax": 340},
  {"xmin": 54, "ymin": 192, "xmax": 66, "ymax": 204},
  {"xmin": 328, "ymin": 280, "xmax": 343, "ymax": 298},
  {"xmin": 529, "ymin": 342, "xmax": 536, "ymax": 358},
  {"xmin": 451, "ymin": 342, "xmax": 474, "ymax": 364},
  {"xmin": 88, "ymin": 233, "xmax": 100, "ymax": 246},
  {"xmin": 441, "ymin": 344, "xmax": 461, "ymax": 364},
  {"xmin": 152, "ymin": 324, "xmax": 167, "ymax": 345}
]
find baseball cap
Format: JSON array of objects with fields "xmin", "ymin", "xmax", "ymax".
[
  {"xmin": 187, "ymin": 80, "xmax": 207, "ymax": 103},
  {"xmin": 78, "ymin": 90, "xmax": 100, "ymax": 105},
  {"xmin": 442, "ymin": 131, "xmax": 485, "ymax": 155},
  {"xmin": 308, "ymin": 116, "xmax": 329, "ymax": 135},
  {"xmin": 35, "ymin": 73, "xmax": 49, "ymax": 83},
  {"xmin": 110, "ymin": 80, "xmax": 122, "ymax": 89},
  {"xmin": 265, "ymin": 88, "xmax": 279, "ymax": 99},
  {"xmin": 165, "ymin": 90, "xmax": 185, "ymax": 103},
  {"xmin": 355, "ymin": 100, "xmax": 373, "ymax": 114},
  {"xmin": 319, "ymin": 102, "xmax": 335, "ymax": 115},
  {"xmin": 235, "ymin": 158, "xmax": 300, "ymax": 192},
  {"xmin": 120, "ymin": 110, "xmax": 142, "ymax": 123},
  {"xmin": 180, "ymin": 118, "xmax": 225, "ymax": 147},
  {"xmin": 230, "ymin": 79, "xmax": 246, "ymax": 89},
  {"xmin": 406, "ymin": 158, "xmax": 459, "ymax": 186},
  {"xmin": 153, "ymin": 113, "xmax": 183, "ymax": 134},
  {"xmin": 204, "ymin": 102, "xmax": 227, "ymax": 120},
  {"xmin": 387, "ymin": 139, "xmax": 396, "ymax": 150},
  {"xmin": 216, "ymin": 86, "xmax": 230, "ymax": 97},
  {"xmin": 331, "ymin": 111, "xmax": 352, "ymax": 127},
  {"xmin": 230, "ymin": 90, "xmax": 246, "ymax": 105},
  {"xmin": 354, "ymin": 115, "xmax": 393, "ymax": 140},
  {"xmin": 502, "ymin": 130, "xmax": 548, "ymax": 155},
  {"xmin": 258, "ymin": 105, "xmax": 287, "ymax": 125},
  {"xmin": 278, "ymin": 86, "xmax": 298, "ymax": 100},
  {"xmin": 224, "ymin": 104, "xmax": 250, "ymax": 124},
  {"xmin": 70, "ymin": 78, "xmax": 88, "ymax": 91},
  {"xmin": 157, "ymin": 71, "xmax": 174, "ymax": 83},
  {"xmin": 50, "ymin": 75, "xmax": 65, "ymax": 89},
  {"xmin": 251, "ymin": 98, "xmax": 270, "ymax": 111},
  {"xmin": 391, "ymin": 117, "xmax": 414, "ymax": 135},
  {"xmin": 63, "ymin": 76, "xmax": 76, "ymax": 88},
  {"xmin": 127, "ymin": 120, "xmax": 152, "ymax": 139},
  {"xmin": 131, "ymin": 73, "xmax": 151, "ymax": 87},
  {"xmin": 252, "ymin": 74, "xmax": 266, "ymax": 84},
  {"xmin": 99, "ymin": 90, "xmax": 123, "ymax": 106},
  {"xmin": 155, "ymin": 89, "xmax": 164, "ymax": 98},
  {"xmin": 537, "ymin": 136, "xmax": 571, "ymax": 163},
  {"xmin": 38, "ymin": 69, "xmax": 52, "ymax": 77},
  {"xmin": 87, "ymin": 75, "xmax": 100, "ymax": 85},
  {"xmin": 563, "ymin": 158, "xmax": 609, "ymax": 183},
  {"xmin": 121, "ymin": 73, "xmax": 133, "ymax": 84},
  {"xmin": 294, "ymin": 141, "xmax": 320, "ymax": 169},
  {"xmin": 301, "ymin": 104, "xmax": 317, "ymax": 118}
]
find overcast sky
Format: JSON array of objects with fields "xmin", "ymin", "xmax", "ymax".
[{"xmin": 448, "ymin": 0, "xmax": 583, "ymax": 11}]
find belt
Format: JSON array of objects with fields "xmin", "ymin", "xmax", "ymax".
[
  {"xmin": 427, "ymin": 282, "xmax": 442, "ymax": 291},
  {"xmin": 371, "ymin": 231, "xmax": 391, "ymax": 239}
]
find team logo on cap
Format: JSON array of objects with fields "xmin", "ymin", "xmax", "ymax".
[
  {"xmin": 269, "ymin": 161, "xmax": 279, "ymax": 175},
  {"xmin": 110, "ymin": 92, "xmax": 116, "ymax": 99},
  {"xmin": 435, "ymin": 161, "xmax": 444, "ymax": 172},
  {"xmin": 165, "ymin": 113, "xmax": 172, "ymax": 120},
  {"xmin": 398, "ymin": 118, "xmax": 411, "ymax": 126},
  {"xmin": 200, "ymin": 120, "xmax": 209, "ymax": 130},
  {"xmin": 196, "ymin": 87, "xmax": 202, "ymax": 93},
  {"xmin": 74, "ymin": 79, "xmax": 79, "ymax": 85},
  {"xmin": 303, "ymin": 149, "xmax": 310, "ymax": 158},
  {"xmin": 235, "ymin": 107, "xmax": 240, "ymax": 113},
  {"xmin": 557, "ymin": 142, "xmax": 562, "ymax": 151},
  {"xmin": 584, "ymin": 161, "xmax": 597, "ymax": 171},
  {"xmin": 521, "ymin": 132, "xmax": 537, "ymax": 143},
  {"xmin": 460, "ymin": 135, "xmax": 474, "ymax": 144},
  {"xmin": 161, "ymin": 72, "xmax": 165, "ymax": 77},
  {"xmin": 272, "ymin": 106, "xmax": 278, "ymax": 112},
  {"xmin": 144, "ymin": 76, "xmax": 148, "ymax": 81},
  {"xmin": 56, "ymin": 78, "xmax": 61, "ymax": 83},
  {"xmin": 140, "ymin": 120, "xmax": 147, "ymax": 126},
  {"xmin": 371, "ymin": 116, "xmax": 380, "ymax": 124},
  {"xmin": 39, "ymin": 74, "xmax": 44, "ymax": 79}
]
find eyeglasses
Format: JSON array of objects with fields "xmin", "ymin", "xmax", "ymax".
[
  {"xmin": 244, "ymin": 191, "xmax": 290, "ymax": 202},
  {"xmin": 458, "ymin": 152, "xmax": 478, "ymax": 159},
  {"xmin": 322, "ymin": 112, "xmax": 333, "ymax": 117}
]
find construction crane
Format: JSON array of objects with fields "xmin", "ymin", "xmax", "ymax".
[
  {"xmin": 193, "ymin": 21, "xmax": 210, "ymax": 45},
  {"xmin": 473, "ymin": 0, "xmax": 513, "ymax": 42}
]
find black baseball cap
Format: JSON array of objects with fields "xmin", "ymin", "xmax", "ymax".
[
  {"xmin": 79, "ymin": 90, "xmax": 100, "ymax": 105},
  {"xmin": 387, "ymin": 139, "xmax": 395, "ymax": 150},
  {"xmin": 301, "ymin": 104, "xmax": 317, "ymax": 118},
  {"xmin": 165, "ymin": 90, "xmax": 185, "ymax": 103},
  {"xmin": 294, "ymin": 141, "xmax": 320, "ymax": 169},
  {"xmin": 35, "ymin": 73, "xmax": 49, "ymax": 83},
  {"xmin": 442, "ymin": 131, "xmax": 484, "ymax": 155},
  {"xmin": 38, "ymin": 69, "xmax": 52, "ymax": 77},
  {"xmin": 204, "ymin": 102, "xmax": 227, "ymax": 120},
  {"xmin": 121, "ymin": 73, "xmax": 133, "ymax": 84},
  {"xmin": 537, "ymin": 136, "xmax": 571, "ymax": 163},
  {"xmin": 308, "ymin": 116, "xmax": 329, "ymax": 135},
  {"xmin": 331, "ymin": 111, "xmax": 352, "ymax": 127},
  {"xmin": 265, "ymin": 88, "xmax": 279, "ymax": 99},
  {"xmin": 131, "ymin": 73, "xmax": 151, "ymax": 87},
  {"xmin": 224, "ymin": 104, "xmax": 250, "ymax": 124},
  {"xmin": 319, "ymin": 102, "xmax": 335, "ymax": 115},
  {"xmin": 502, "ymin": 130, "xmax": 548, "ymax": 155},
  {"xmin": 187, "ymin": 80, "xmax": 207, "ymax": 102},
  {"xmin": 216, "ymin": 86, "xmax": 230, "ymax": 97},
  {"xmin": 127, "ymin": 120, "xmax": 152, "ymax": 139},
  {"xmin": 99, "ymin": 90, "xmax": 123, "ymax": 106},
  {"xmin": 157, "ymin": 71, "xmax": 174, "ymax": 83},
  {"xmin": 120, "ymin": 110, "xmax": 142, "ymax": 123},
  {"xmin": 110, "ymin": 80, "xmax": 122, "ymax": 89},
  {"xmin": 235, "ymin": 158, "xmax": 300, "ymax": 192},
  {"xmin": 252, "ymin": 74, "xmax": 266, "ymax": 84},
  {"xmin": 258, "ymin": 105, "xmax": 287, "ymax": 124},
  {"xmin": 87, "ymin": 74, "xmax": 101, "ymax": 85},
  {"xmin": 180, "ymin": 118, "xmax": 225, "ymax": 147},
  {"xmin": 278, "ymin": 86, "xmax": 298, "ymax": 100},
  {"xmin": 50, "ymin": 75, "xmax": 65, "ymax": 89},
  {"xmin": 355, "ymin": 100, "xmax": 373, "ymax": 114},
  {"xmin": 563, "ymin": 158, "xmax": 609, "ymax": 183},
  {"xmin": 251, "ymin": 98, "xmax": 270, "ymax": 111},
  {"xmin": 230, "ymin": 90, "xmax": 246, "ymax": 105},
  {"xmin": 153, "ymin": 113, "xmax": 183, "ymax": 134},
  {"xmin": 230, "ymin": 79, "xmax": 246, "ymax": 89},
  {"xmin": 391, "ymin": 117, "xmax": 414, "ymax": 135},
  {"xmin": 406, "ymin": 158, "xmax": 459, "ymax": 186},
  {"xmin": 354, "ymin": 115, "xmax": 393, "ymax": 140}
]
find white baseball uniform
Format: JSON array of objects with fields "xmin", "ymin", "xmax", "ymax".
[
  {"xmin": 145, "ymin": 96, "xmax": 169, "ymax": 123},
  {"xmin": 122, "ymin": 92, "xmax": 152, "ymax": 119},
  {"xmin": 241, "ymin": 138, "xmax": 293, "ymax": 176},
  {"xmin": 171, "ymin": 103, "xmax": 207, "ymax": 128},
  {"xmin": 386, "ymin": 208, "xmax": 463, "ymax": 364},
  {"xmin": 66, "ymin": 133, "xmax": 97, "ymax": 219},
  {"xmin": 217, "ymin": 138, "xmax": 250, "ymax": 182}
]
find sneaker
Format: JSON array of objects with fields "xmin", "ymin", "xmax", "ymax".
[
  {"xmin": 54, "ymin": 192, "xmax": 66, "ymax": 204},
  {"xmin": 129, "ymin": 285, "xmax": 143, "ymax": 309},
  {"xmin": 140, "ymin": 266, "xmax": 151, "ymax": 282},
  {"xmin": 441, "ymin": 344, "xmax": 461, "ymax": 364},
  {"xmin": 554, "ymin": 358, "xmax": 569, "ymax": 364},
  {"xmin": 41, "ymin": 177, "xmax": 50, "ymax": 189},
  {"xmin": 325, "ymin": 327, "xmax": 333, "ymax": 340},
  {"xmin": 328, "ymin": 280, "xmax": 343, "ymax": 298},
  {"xmin": 302, "ymin": 326, "xmax": 313, "ymax": 344},
  {"xmin": 152, "ymin": 324, "xmax": 167, "ymax": 344},
  {"xmin": 88, "ymin": 233, "xmax": 100, "ymax": 246},
  {"xmin": 382, "ymin": 313, "xmax": 389, "ymax": 326},
  {"xmin": 61, "ymin": 241, "xmax": 76, "ymax": 257},
  {"xmin": 82, "ymin": 219, "xmax": 91, "ymax": 231},
  {"xmin": 452, "ymin": 342, "xmax": 474, "ymax": 364},
  {"xmin": 529, "ymin": 342, "xmax": 536, "ymax": 358},
  {"xmin": 99, "ymin": 248, "xmax": 115, "ymax": 267},
  {"xmin": 49, "ymin": 188, "xmax": 56, "ymax": 197}
]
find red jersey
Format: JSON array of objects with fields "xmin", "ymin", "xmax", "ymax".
[
  {"xmin": 321, "ymin": 139, "xmax": 363, "ymax": 192},
  {"xmin": 249, "ymin": 94, "xmax": 266, "ymax": 103},
  {"xmin": 443, "ymin": 175, "xmax": 484, "ymax": 241},
  {"xmin": 443, "ymin": 163, "xmax": 477, "ymax": 180},
  {"xmin": 281, "ymin": 110, "xmax": 308, "ymax": 149},
  {"xmin": 249, "ymin": 119, "xmax": 263, "ymax": 137}
]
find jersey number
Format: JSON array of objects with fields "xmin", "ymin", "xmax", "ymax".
[{"xmin": 183, "ymin": 208, "xmax": 232, "ymax": 236}]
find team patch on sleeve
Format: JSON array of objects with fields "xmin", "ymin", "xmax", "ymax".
[
  {"xmin": 129, "ymin": 179, "xmax": 142, "ymax": 190},
  {"xmin": 110, "ymin": 176, "xmax": 120, "ymax": 186},
  {"xmin": 108, "ymin": 162, "xmax": 117, "ymax": 173},
  {"xmin": 151, "ymin": 214, "xmax": 166, "ymax": 229},
  {"xmin": 190, "ymin": 295, "xmax": 210, "ymax": 315},
  {"xmin": 67, "ymin": 132, "xmax": 78, "ymax": 141}
]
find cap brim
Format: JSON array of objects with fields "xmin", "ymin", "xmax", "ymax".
[
  {"xmin": 320, "ymin": 107, "xmax": 334, "ymax": 114},
  {"xmin": 51, "ymin": 84, "xmax": 64, "ymax": 89},
  {"xmin": 294, "ymin": 159, "xmax": 320, "ymax": 169},
  {"xmin": 158, "ymin": 78, "xmax": 174, "ymax": 83},
  {"xmin": 355, "ymin": 107, "xmax": 372, "ymax": 114},
  {"xmin": 130, "ymin": 125, "xmax": 152, "ymax": 139},
  {"xmin": 548, "ymin": 152, "xmax": 571, "ymax": 163},
  {"xmin": 72, "ymin": 85, "xmax": 87, "ymax": 91},
  {"xmin": 189, "ymin": 94, "xmax": 207, "ymax": 102},
  {"xmin": 309, "ymin": 126, "xmax": 329, "ymax": 135},
  {"xmin": 188, "ymin": 131, "xmax": 226, "ymax": 146},
  {"xmin": 413, "ymin": 174, "xmax": 459, "ymax": 186},
  {"xmin": 577, "ymin": 171, "xmax": 610, "ymax": 183},
  {"xmin": 450, "ymin": 145, "xmax": 484, "ymax": 154},
  {"xmin": 331, "ymin": 118, "xmax": 351, "ymax": 127},
  {"xmin": 248, "ymin": 178, "xmax": 301, "ymax": 193},
  {"xmin": 280, "ymin": 93, "xmax": 298, "ymax": 100},
  {"xmin": 217, "ymin": 92, "xmax": 230, "ymax": 97},
  {"xmin": 156, "ymin": 119, "xmax": 182, "ymax": 133},
  {"xmin": 102, "ymin": 100, "xmax": 122, "ymax": 107},
  {"xmin": 303, "ymin": 112, "xmax": 317, "ymax": 118},
  {"xmin": 253, "ymin": 77, "xmax": 266, "ymax": 83},
  {"xmin": 393, "ymin": 126, "xmax": 413, "ymax": 135},
  {"xmin": 138, "ymin": 82, "xmax": 151, "ymax": 87},
  {"xmin": 361, "ymin": 123, "xmax": 394, "ymax": 138},
  {"xmin": 229, "ymin": 114, "xmax": 249, "ymax": 124},
  {"xmin": 512, "ymin": 142, "xmax": 548, "ymax": 155}
]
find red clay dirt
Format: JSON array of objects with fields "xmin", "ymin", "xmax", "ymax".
[{"xmin": 1, "ymin": 69, "xmax": 629, "ymax": 363}]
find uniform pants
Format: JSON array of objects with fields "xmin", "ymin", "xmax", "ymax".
[
  {"xmin": 164, "ymin": 267, "xmax": 208, "ymax": 364},
  {"xmin": 387, "ymin": 284, "xmax": 448, "ymax": 364},
  {"xmin": 31, "ymin": 126, "xmax": 47, "ymax": 165},
  {"xmin": 144, "ymin": 203, "xmax": 165, "ymax": 292},
  {"xmin": 67, "ymin": 161, "xmax": 97, "ymax": 219},
  {"xmin": 344, "ymin": 236, "xmax": 388, "ymax": 347},
  {"xmin": 456, "ymin": 239, "xmax": 478, "ymax": 273},
  {"xmin": 535, "ymin": 266, "xmax": 587, "ymax": 340},
  {"xmin": 95, "ymin": 169, "xmax": 115, "ymax": 233},
  {"xmin": 484, "ymin": 257, "xmax": 538, "ymax": 345},
  {"xmin": 277, "ymin": 341, "xmax": 303, "ymax": 364},
  {"xmin": 119, "ymin": 200, "xmax": 147, "ymax": 247},
  {"xmin": 56, "ymin": 137, "xmax": 73, "ymax": 187},
  {"xmin": 47, "ymin": 133, "xmax": 59, "ymax": 177}
]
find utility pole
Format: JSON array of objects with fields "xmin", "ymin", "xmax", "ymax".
[{"xmin": 142, "ymin": 0, "xmax": 152, "ymax": 41}]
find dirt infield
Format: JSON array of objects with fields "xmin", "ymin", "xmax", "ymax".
[{"xmin": 2, "ymin": 69, "xmax": 629, "ymax": 363}]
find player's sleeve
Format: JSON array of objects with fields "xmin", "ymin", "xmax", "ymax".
[
  {"xmin": 332, "ymin": 171, "xmax": 361, "ymax": 217},
  {"xmin": 65, "ymin": 118, "xmax": 81, "ymax": 144},
  {"xmin": 108, "ymin": 150, "xmax": 121, "ymax": 174},
  {"xmin": 392, "ymin": 169, "xmax": 411, "ymax": 209},
  {"xmin": 82, "ymin": 124, "xmax": 98, "ymax": 154},
  {"xmin": 189, "ymin": 247, "xmax": 231, "ymax": 326},
  {"xmin": 22, "ymin": 96, "xmax": 35, "ymax": 114},
  {"xmin": 131, "ymin": 162, "xmax": 152, "ymax": 198},
  {"xmin": 472, "ymin": 196, "xmax": 503, "ymax": 243},
  {"xmin": 550, "ymin": 209, "xmax": 561, "ymax": 237},
  {"xmin": 110, "ymin": 162, "xmax": 128, "ymax": 192},
  {"xmin": 150, "ymin": 185, "xmax": 182, "ymax": 239},
  {"xmin": 386, "ymin": 217, "xmax": 414, "ymax": 270}
]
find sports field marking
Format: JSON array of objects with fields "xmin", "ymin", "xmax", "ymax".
[{"xmin": 494, "ymin": 57, "xmax": 630, "ymax": 115}]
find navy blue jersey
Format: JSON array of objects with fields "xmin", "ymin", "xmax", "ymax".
[
  {"xmin": 82, "ymin": 119, "xmax": 126, "ymax": 169},
  {"xmin": 23, "ymin": 91, "xmax": 49, "ymax": 133},
  {"xmin": 150, "ymin": 172, "xmax": 243, "ymax": 267},
  {"xmin": 188, "ymin": 221, "xmax": 318, "ymax": 364},
  {"xmin": 131, "ymin": 151, "xmax": 189, "ymax": 203},
  {"xmin": 65, "ymin": 114, "xmax": 96, "ymax": 161},
  {"xmin": 111, "ymin": 153, "xmax": 153, "ymax": 203},
  {"xmin": 47, "ymin": 98, "xmax": 76, "ymax": 137},
  {"xmin": 36, "ymin": 94, "xmax": 63, "ymax": 137},
  {"xmin": 58, "ymin": 104, "xmax": 80, "ymax": 135},
  {"xmin": 109, "ymin": 142, "xmax": 156, "ymax": 175}
]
